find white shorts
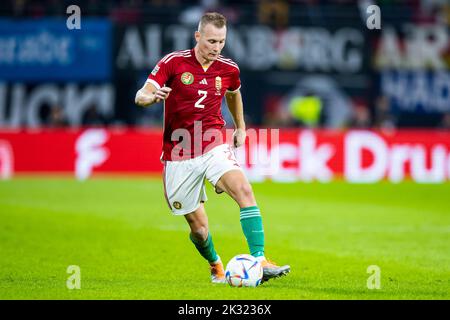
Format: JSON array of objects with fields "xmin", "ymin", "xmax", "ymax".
[{"xmin": 163, "ymin": 144, "xmax": 243, "ymax": 215}]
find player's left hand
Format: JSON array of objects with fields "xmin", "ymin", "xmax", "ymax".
[{"xmin": 233, "ymin": 128, "xmax": 246, "ymax": 148}]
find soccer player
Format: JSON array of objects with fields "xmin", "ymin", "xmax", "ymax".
[{"xmin": 135, "ymin": 12, "xmax": 290, "ymax": 283}]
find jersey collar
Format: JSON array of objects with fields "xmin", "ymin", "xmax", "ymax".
[{"xmin": 191, "ymin": 48, "xmax": 216, "ymax": 72}]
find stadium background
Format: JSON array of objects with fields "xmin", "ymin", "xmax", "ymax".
[{"xmin": 0, "ymin": 0, "xmax": 449, "ymax": 300}]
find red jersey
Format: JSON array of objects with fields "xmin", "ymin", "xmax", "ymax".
[{"xmin": 147, "ymin": 49, "xmax": 241, "ymax": 161}]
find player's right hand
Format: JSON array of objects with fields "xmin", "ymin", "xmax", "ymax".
[{"xmin": 154, "ymin": 87, "xmax": 172, "ymax": 103}]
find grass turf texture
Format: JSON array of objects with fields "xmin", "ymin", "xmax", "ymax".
[{"xmin": 0, "ymin": 177, "xmax": 449, "ymax": 299}]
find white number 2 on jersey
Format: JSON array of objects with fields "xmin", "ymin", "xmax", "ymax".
[{"xmin": 195, "ymin": 90, "xmax": 207, "ymax": 109}]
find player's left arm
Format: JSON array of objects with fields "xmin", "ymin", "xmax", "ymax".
[{"xmin": 225, "ymin": 89, "xmax": 246, "ymax": 148}]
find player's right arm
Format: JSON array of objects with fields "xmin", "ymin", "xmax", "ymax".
[
  {"xmin": 135, "ymin": 83, "xmax": 172, "ymax": 107},
  {"xmin": 136, "ymin": 53, "xmax": 174, "ymax": 107}
]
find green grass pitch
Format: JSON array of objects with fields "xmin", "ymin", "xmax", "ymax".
[{"xmin": 0, "ymin": 176, "xmax": 449, "ymax": 299}]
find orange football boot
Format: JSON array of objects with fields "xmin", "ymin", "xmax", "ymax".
[
  {"xmin": 260, "ymin": 258, "xmax": 290, "ymax": 282},
  {"xmin": 210, "ymin": 259, "xmax": 226, "ymax": 284}
]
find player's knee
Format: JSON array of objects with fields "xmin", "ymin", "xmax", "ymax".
[
  {"xmin": 235, "ymin": 183, "xmax": 254, "ymax": 202},
  {"xmin": 191, "ymin": 225, "xmax": 209, "ymax": 242}
]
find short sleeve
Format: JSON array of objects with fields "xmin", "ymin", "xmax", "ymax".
[
  {"xmin": 227, "ymin": 68, "xmax": 241, "ymax": 93},
  {"xmin": 146, "ymin": 56, "xmax": 172, "ymax": 90}
]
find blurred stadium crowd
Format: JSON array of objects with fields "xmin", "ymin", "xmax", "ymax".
[{"xmin": 0, "ymin": 0, "xmax": 449, "ymax": 130}]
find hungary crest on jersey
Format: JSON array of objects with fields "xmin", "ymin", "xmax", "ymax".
[{"xmin": 181, "ymin": 72, "xmax": 194, "ymax": 85}]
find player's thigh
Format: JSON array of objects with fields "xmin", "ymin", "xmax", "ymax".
[
  {"xmin": 205, "ymin": 144, "xmax": 242, "ymax": 192},
  {"xmin": 205, "ymin": 144, "xmax": 255, "ymax": 204},
  {"xmin": 215, "ymin": 169, "xmax": 255, "ymax": 200},
  {"xmin": 164, "ymin": 160, "xmax": 207, "ymax": 215}
]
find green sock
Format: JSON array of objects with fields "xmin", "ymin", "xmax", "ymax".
[
  {"xmin": 240, "ymin": 206, "xmax": 265, "ymax": 257},
  {"xmin": 189, "ymin": 232, "xmax": 219, "ymax": 264}
]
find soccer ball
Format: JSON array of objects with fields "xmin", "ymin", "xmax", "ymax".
[{"xmin": 225, "ymin": 254, "xmax": 263, "ymax": 287}]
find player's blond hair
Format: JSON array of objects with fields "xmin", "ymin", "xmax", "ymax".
[{"xmin": 198, "ymin": 12, "xmax": 227, "ymax": 33}]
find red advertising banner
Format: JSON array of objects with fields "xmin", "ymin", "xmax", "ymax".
[
  {"xmin": 0, "ymin": 128, "xmax": 449, "ymax": 183},
  {"xmin": 0, "ymin": 128, "xmax": 164, "ymax": 179}
]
